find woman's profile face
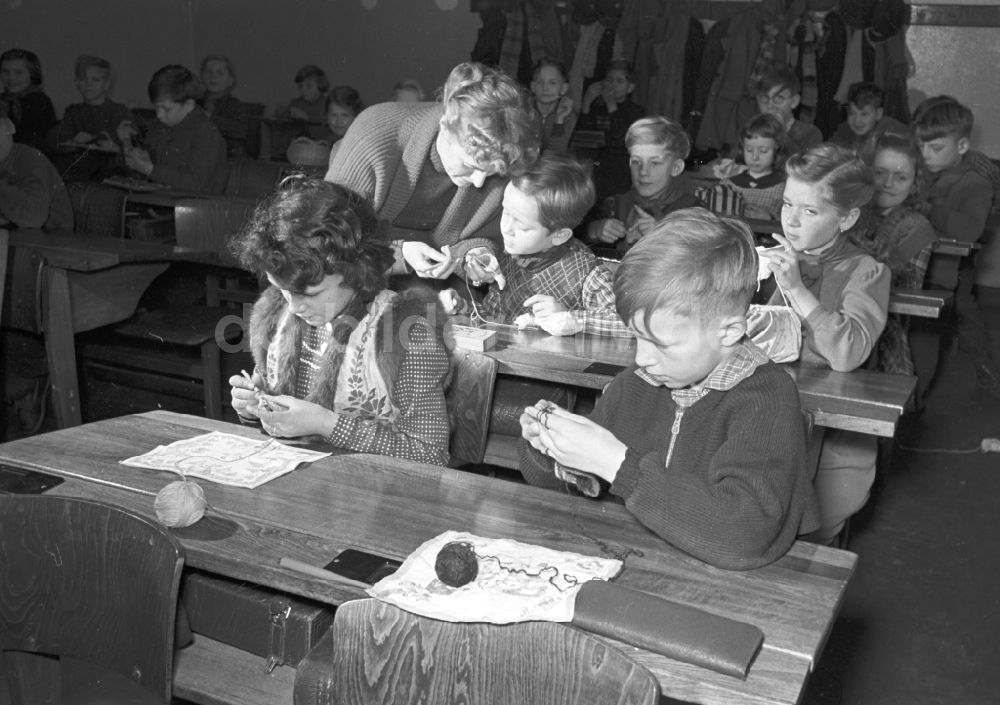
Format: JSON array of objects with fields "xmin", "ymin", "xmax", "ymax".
[
  {"xmin": 435, "ymin": 121, "xmax": 491, "ymax": 188},
  {"xmin": 267, "ymin": 272, "xmax": 355, "ymax": 327}
]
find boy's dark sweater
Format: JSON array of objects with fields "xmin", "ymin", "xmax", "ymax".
[{"xmin": 520, "ymin": 359, "xmax": 820, "ymax": 570}]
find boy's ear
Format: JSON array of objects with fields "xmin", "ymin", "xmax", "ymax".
[
  {"xmin": 670, "ymin": 157, "xmax": 686, "ymax": 177},
  {"xmin": 549, "ymin": 226, "xmax": 574, "ymax": 246},
  {"xmin": 958, "ymin": 137, "xmax": 971, "ymax": 156},
  {"xmin": 789, "ymin": 92, "xmax": 801, "ymax": 111},
  {"xmin": 717, "ymin": 313, "xmax": 747, "ymax": 348},
  {"xmin": 559, "ymin": 82, "xmax": 568, "ymax": 97},
  {"xmin": 875, "ymin": 107, "xmax": 885, "ymax": 122},
  {"xmin": 839, "ymin": 206, "xmax": 861, "ymax": 232}
]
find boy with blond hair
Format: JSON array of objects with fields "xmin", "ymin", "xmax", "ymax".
[
  {"xmin": 519, "ymin": 208, "xmax": 820, "ymax": 569},
  {"xmin": 585, "ymin": 116, "xmax": 703, "ymax": 256}
]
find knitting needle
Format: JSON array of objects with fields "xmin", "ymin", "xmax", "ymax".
[{"xmin": 279, "ymin": 557, "xmax": 372, "ymax": 591}]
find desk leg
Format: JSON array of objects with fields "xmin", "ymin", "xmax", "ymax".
[{"xmin": 42, "ymin": 265, "xmax": 83, "ymax": 428}]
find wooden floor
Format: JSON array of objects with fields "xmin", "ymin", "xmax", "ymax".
[{"xmin": 2, "ymin": 296, "xmax": 1000, "ymax": 704}]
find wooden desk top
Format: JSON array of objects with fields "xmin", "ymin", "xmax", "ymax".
[
  {"xmin": 9, "ymin": 230, "xmax": 218, "ymax": 270},
  {"xmin": 0, "ymin": 410, "xmax": 855, "ymax": 705},
  {"xmin": 484, "ymin": 324, "xmax": 914, "ymax": 436}
]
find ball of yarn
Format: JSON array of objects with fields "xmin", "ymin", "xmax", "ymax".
[
  {"xmin": 154, "ymin": 480, "xmax": 206, "ymax": 528},
  {"xmin": 434, "ymin": 541, "xmax": 478, "ymax": 587}
]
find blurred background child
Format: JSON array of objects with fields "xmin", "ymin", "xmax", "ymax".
[
  {"xmin": 754, "ymin": 65, "xmax": 821, "ymax": 159},
  {"xmin": 391, "ymin": 78, "xmax": 425, "ymax": 103},
  {"xmin": 830, "ymin": 82, "xmax": 907, "ymax": 155},
  {"xmin": 529, "ymin": 58, "xmax": 576, "ymax": 155},
  {"xmin": 864, "ymin": 131, "xmax": 936, "ymax": 378},
  {"xmin": 282, "ymin": 63, "xmax": 329, "ymax": 142},
  {"xmin": 577, "ymin": 61, "xmax": 645, "ymax": 200},
  {"xmin": 728, "ymin": 113, "xmax": 787, "ymax": 221},
  {"xmin": 0, "ymin": 48, "xmax": 57, "ymax": 154},
  {"xmin": 53, "ymin": 55, "xmax": 131, "ymax": 151},
  {"xmin": 323, "ymin": 85, "xmax": 363, "ymax": 160},
  {"xmin": 199, "ymin": 54, "xmax": 250, "ymax": 158},
  {"xmin": 760, "ymin": 144, "xmax": 889, "ymax": 544}
]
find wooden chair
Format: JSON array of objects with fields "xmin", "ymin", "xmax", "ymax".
[
  {"xmin": 293, "ymin": 598, "xmax": 660, "ymax": 705},
  {"xmin": 445, "ymin": 349, "xmax": 497, "ymax": 467},
  {"xmin": 0, "ymin": 494, "xmax": 184, "ymax": 704},
  {"xmin": 224, "ymin": 158, "xmax": 285, "ymax": 200},
  {"xmin": 80, "ymin": 197, "xmax": 259, "ymax": 419}
]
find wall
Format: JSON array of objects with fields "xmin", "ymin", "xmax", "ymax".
[
  {"xmin": 906, "ymin": 2, "xmax": 1000, "ymax": 155},
  {"xmin": 1, "ymin": 0, "xmax": 480, "ymax": 114}
]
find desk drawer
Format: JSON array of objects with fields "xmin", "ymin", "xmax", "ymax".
[{"xmin": 180, "ymin": 570, "xmax": 334, "ymax": 669}]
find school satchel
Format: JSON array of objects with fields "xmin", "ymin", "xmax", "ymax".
[{"xmin": 179, "ymin": 570, "xmax": 335, "ymax": 670}]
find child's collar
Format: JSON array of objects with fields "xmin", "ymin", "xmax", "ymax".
[{"xmin": 508, "ymin": 240, "xmax": 572, "ymax": 272}]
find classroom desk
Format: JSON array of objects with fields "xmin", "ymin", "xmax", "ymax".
[
  {"xmin": 0, "ymin": 410, "xmax": 856, "ymax": 705},
  {"xmin": 4, "ymin": 230, "xmax": 216, "ymax": 428},
  {"xmin": 481, "ymin": 324, "xmax": 915, "ymax": 437}
]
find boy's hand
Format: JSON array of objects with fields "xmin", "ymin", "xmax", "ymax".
[
  {"xmin": 600, "ymin": 82, "xmax": 618, "ymax": 112},
  {"xmin": 288, "ymin": 106, "xmax": 310, "ymax": 121},
  {"xmin": 625, "ymin": 209, "xmax": 657, "ymax": 245},
  {"xmin": 464, "ymin": 247, "xmax": 505, "ymax": 289},
  {"xmin": 438, "ymin": 288, "xmax": 462, "ymax": 315},
  {"xmin": 402, "ymin": 242, "xmax": 459, "ymax": 279},
  {"xmin": 582, "ymin": 82, "xmax": 602, "ymax": 111},
  {"xmin": 524, "ymin": 296, "xmax": 580, "ymax": 335},
  {"xmin": 72, "ymin": 131, "xmax": 94, "ymax": 144},
  {"xmin": 124, "ymin": 147, "xmax": 154, "ymax": 177},
  {"xmin": 94, "ymin": 132, "xmax": 117, "ymax": 151},
  {"xmin": 257, "ymin": 396, "xmax": 334, "ymax": 438},
  {"xmin": 521, "ymin": 401, "xmax": 627, "ymax": 483},
  {"xmin": 762, "ymin": 233, "xmax": 804, "ymax": 292},
  {"xmin": 743, "ymin": 204, "xmax": 775, "ymax": 221},
  {"xmin": 555, "ymin": 96, "xmax": 575, "ymax": 124},
  {"xmin": 587, "ymin": 218, "xmax": 626, "ymax": 244},
  {"xmin": 523, "ymin": 294, "xmax": 565, "ymax": 318},
  {"xmin": 116, "ymin": 120, "xmax": 136, "ymax": 146}
]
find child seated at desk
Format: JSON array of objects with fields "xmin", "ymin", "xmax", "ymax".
[
  {"xmin": 281, "ymin": 64, "xmax": 330, "ymax": 141},
  {"xmin": 726, "ymin": 113, "xmax": 787, "ymax": 222},
  {"xmin": 829, "ymin": 82, "xmax": 907, "ymax": 156},
  {"xmin": 867, "ymin": 131, "xmax": 936, "ymax": 377},
  {"xmin": 117, "ymin": 65, "xmax": 229, "ymax": 194},
  {"xmin": 754, "ymin": 65, "xmax": 821, "ymax": 159},
  {"xmin": 0, "ymin": 102, "xmax": 73, "ymax": 231},
  {"xmin": 53, "ymin": 55, "xmax": 132, "ymax": 153},
  {"xmin": 199, "ymin": 54, "xmax": 250, "ymax": 158},
  {"xmin": 519, "ymin": 208, "xmax": 820, "ymax": 570},
  {"xmin": 760, "ymin": 144, "xmax": 890, "ymax": 544},
  {"xmin": 441, "ymin": 153, "xmax": 628, "ymax": 337},
  {"xmin": 584, "ymin": 116, "xmax": 702, "ymax": 256},
  {"xmin": 228, "ymin": 178, "xmax": 452, "ymax": 466},
  {"xmin": 0, "ymin": 49, "xmax": 56, "ymax": 155}
]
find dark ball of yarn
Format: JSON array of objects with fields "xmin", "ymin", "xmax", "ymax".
[{"xmin": 434, "ymin": 541, "xmax": 479, "ymax": 587}]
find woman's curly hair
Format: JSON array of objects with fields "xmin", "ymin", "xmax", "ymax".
[{"xmin": 230, "ymin": 178, "xmax": 393, "ymax": 303}]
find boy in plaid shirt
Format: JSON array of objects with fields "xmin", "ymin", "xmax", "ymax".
[{"xmin": 442, "ymin": 153, "xmax": 629, "ymax": 337}]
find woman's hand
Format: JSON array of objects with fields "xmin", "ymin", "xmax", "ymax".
[
  {"xmin": 229, "ymin": 372, "xmax": 262, "ymax": 419},
  {"xmin": 464, "ymin": 247, "xmax": 505, "ymax": 289},
  {"xmin": 402, "ymin": 242, "xmax": 459, "ymax": 279},
  {"xmin": 72, "ymin": 131, "xmax": 94, "ymax": 144},
  {"xmin": 763, "ymin": 233, "xmax": 804, "ymax": 292},
  {"xmin": 257, "ymin": 396, "xmax": 336, "ymax": 439},
  {"xmin": 587, "ymin": 218, "xmax": 626, "ymax": 244},
  {"xmin": 520, "ymin": 401, "xmax": 627, "ymax": 483}
]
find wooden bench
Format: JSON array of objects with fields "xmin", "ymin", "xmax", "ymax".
[{"xmin": 888, "ymin": 288, "xmax": 953, "ymax": 318}]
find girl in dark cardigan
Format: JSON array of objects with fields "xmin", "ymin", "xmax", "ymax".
[{"xmin": 228, "ymin": 178, "xmax": 453, "ymax": 465}]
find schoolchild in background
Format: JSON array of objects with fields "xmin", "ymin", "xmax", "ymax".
[
  {"xmin": 727, "ymin": 113, "xmax": 787, "ymax": 221},
  {"xmin": 830, "ymin": 82, "xmax": 907, "ymax": 155},
  {"xmin": 754, "ymin": 65, "xmax": 821, "ymax": 159},
  {"xmin": 0, "ymin": 48, "xmax": 57, "ymax": 154},
  {"xmin": 529, "ymin": 58, "xmax": 576, "ymax": 155},
  {"xmin": 199, "ymin": 54, "xmax": 250, "ymax": 158}
]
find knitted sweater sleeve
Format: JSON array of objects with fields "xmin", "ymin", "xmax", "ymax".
[
  {"xmin": 804, "ymin": 256, "xmax": 890, "ymax": 371},
  {"xmin": 327, "ymin": 320, "xmax": 451, "ymax": 466},
  {"xmin": 149, "ymin": 118, "xmax": 228, "ymax": 193},
  {"xmin": 609, "ymin": 371, "xmax": 814, "ymax": 570},
  {"xmin": 324, "ymin": 103, "xmax": 406, "ymax": 208},
  {"xmin": 930, "ymin": 171, "xmax": 992, "ymax": 244}
]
